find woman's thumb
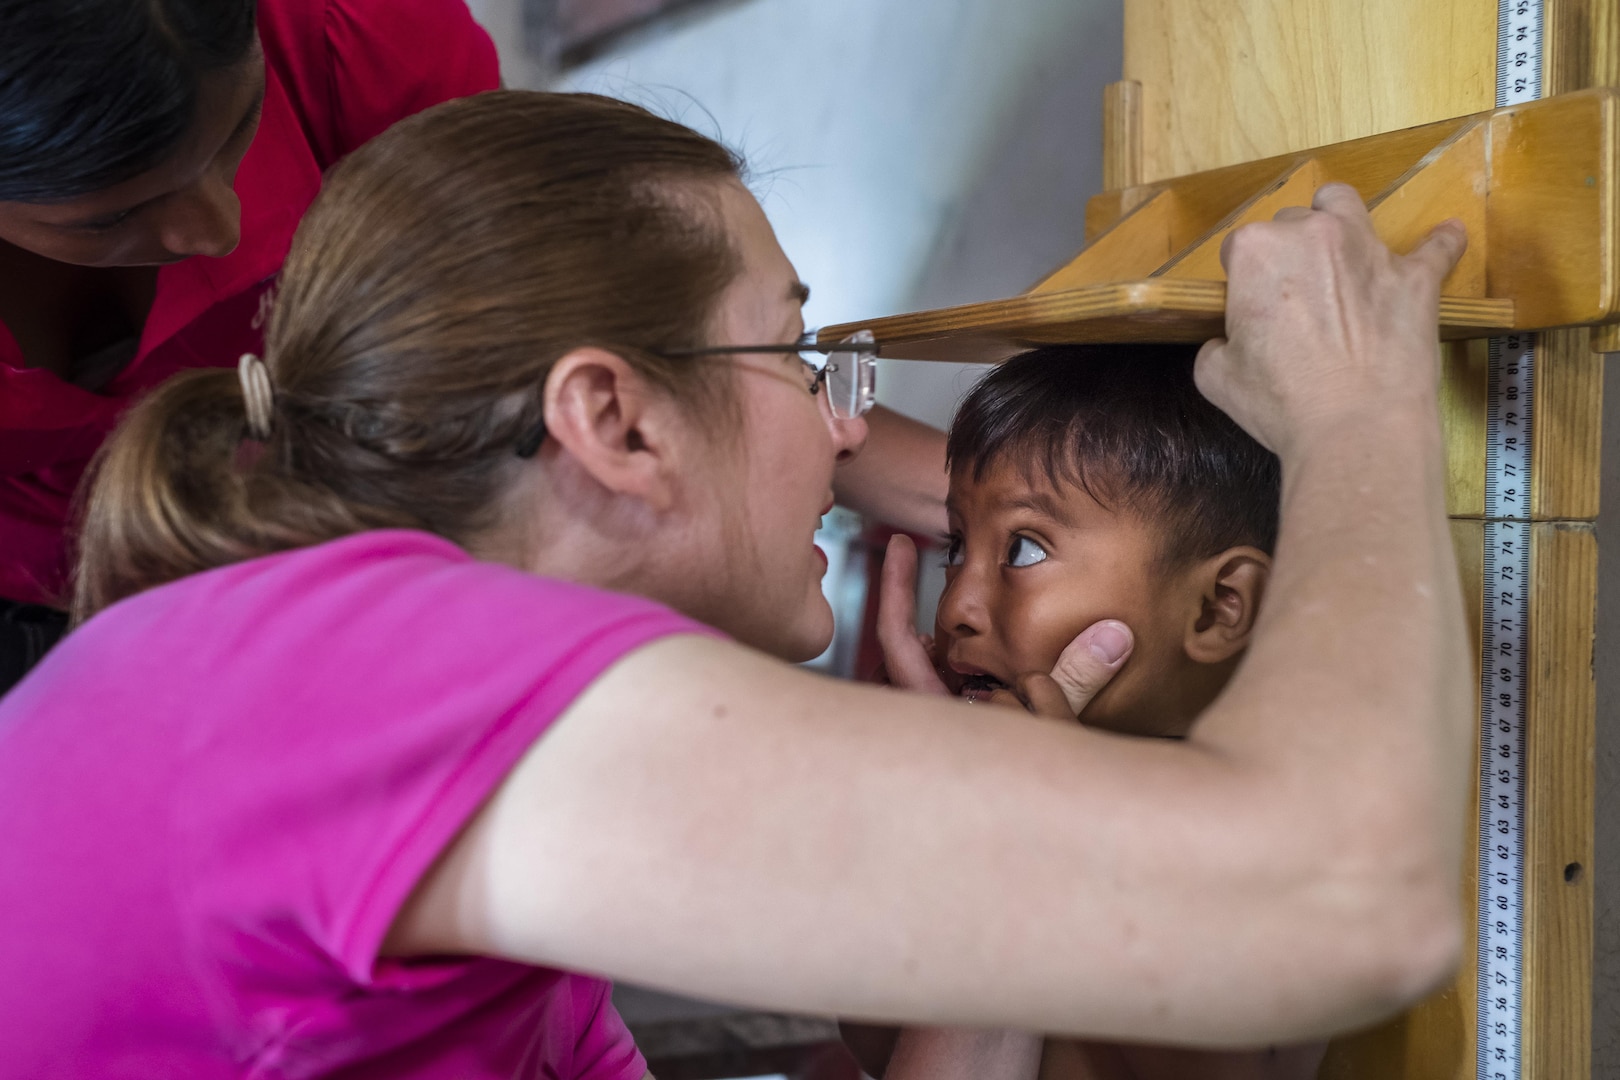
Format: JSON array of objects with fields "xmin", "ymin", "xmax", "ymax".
[{"xmin": 1049, "ymin": 620, "xmax": 1134, "ymax": 717}]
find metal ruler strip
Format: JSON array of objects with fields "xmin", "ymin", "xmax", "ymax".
[{"xmin": 1478, "ymin": 3, "xmax": 1541, "ymax": 1075}]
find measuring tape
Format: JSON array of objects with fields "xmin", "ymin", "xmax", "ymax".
[{"xmin": 1478, "ymin": 3, "xmax": 1541, "ymax": 1077}]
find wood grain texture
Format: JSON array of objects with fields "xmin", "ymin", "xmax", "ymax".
[
  {"xmin": 1157, "ymin": 160, "xmax": 1325, "ymax": 281},
  {"xmin": 1367, "ymin": 120, "xmax": 1488, "ymax": 298},
  {"xmin": 1443, "ymin": 339, "xmax": 1489, "ymax": 519},
  {"xmin": 1102, "ymin": 80, "xmax": 1143, "ymax": 192},
  {"xmin": 1320, "ymin": 520, "xmax": 1483, "ymax": 1080},
  {"xmin": 1485, "ymin": 92, "xmax": 1619, "ymax": 329},
  {"xmin": 1124, "ymin": 0, "xmax": 1495, "ymax": 183},
  {"xmin": 1521, "ymin": 522, "xmax": 1597, "ymax": 1078},
  {"xmin": 1532, "ymin": 328, "xmax": 1605, "ymax": 522},
  {"xmin": 819, "ymin": 282, "xmax": 1512, "ymax": 364},
  {"xmin": 886, "ymin": 92, "xmax": 1617, "ymax": 367},
  {"xmin": 1108, "ymin": 3, "xmax": 1602, "ymax": 1076},
  {"xmin": 1591, "ymin": 322, "xmax": 1620, "ymax": 353},
  {"xmin": 1032, "ymin": 191, "xmax": 1189, "ymax": 293}
]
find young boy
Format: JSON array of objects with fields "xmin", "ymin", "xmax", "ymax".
[
  {"xmin": 849, "ymin": 343, "xmax": 1324, "ymax": 1080},
  {"xmin": 932, "ymin": 341, "xmax": 1278, "ymax": 743}
]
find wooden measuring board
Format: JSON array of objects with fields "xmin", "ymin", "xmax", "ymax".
[
  {"xmin": 1117, "ymin": 4, "xmax": 1604, "ymax": 1077},
  {"xmin": 820, "ymin": 91, "xmax": 1616, "ymax": 362},
  {"xmin": 816, "ymin": 0, "xmax": 1606, "ymax": 1074}
]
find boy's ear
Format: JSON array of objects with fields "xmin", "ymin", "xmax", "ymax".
[
  {"xmin": 1183, "ymin": 546, "xmax": 1272, "ymax": 665},
  {"xmin": 537, "ymin": 347, "xmax": 682, "ymax": 512}
]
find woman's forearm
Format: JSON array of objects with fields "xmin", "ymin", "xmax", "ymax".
[
  {"xmin": 885, "ymin": 1027, "xmax": 1044, "ymax": 1080},
  {"xmin": 832, "ymin": 404, "xmax": 948, "ymax": 537}
]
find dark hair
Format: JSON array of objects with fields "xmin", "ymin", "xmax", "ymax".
[
  {"xmin": 947, "ymin": 344, "xmax": 1280, "ymax": 564},
  {"xmin": 73, "ymin": 91, "xmax": 745, "ymax": 620},
  {"xmin": 0, "ymin": 0, "xmax": 258, "ymax": 202}
]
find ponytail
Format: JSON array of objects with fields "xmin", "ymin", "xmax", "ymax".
[{"xmin": 71, "ymin": 369, "xmax": 416, "ymax": 623}]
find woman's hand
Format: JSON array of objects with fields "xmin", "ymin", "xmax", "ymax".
[
  {"xmin": 1195, "ymin": 182, "xmax": 1467, "ymax": 458},
  {"xmin": 875, "ymin": 534, "xmax": 951, "ymax": 695},
  {"xmin": 876, "ymin": 534, "xmax": 1134, "ymax": 717}
]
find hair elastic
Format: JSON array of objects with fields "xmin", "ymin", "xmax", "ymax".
[{"xmin": 237, "ymin": 353, "xmax": 275, "ymax": 441}]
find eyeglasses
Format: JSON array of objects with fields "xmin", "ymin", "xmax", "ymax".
[
  {"xmin": 515, "ymin": 328, "xmax": 877, "ymax": 458},
  {"xmin": 659, "ymin": 328, "xmax": 878, "ymax": 420}
]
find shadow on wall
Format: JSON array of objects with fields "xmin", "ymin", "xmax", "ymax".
[{"xmin": 879, "ymin": 0, "xmax": 1123, "ymax": 430}]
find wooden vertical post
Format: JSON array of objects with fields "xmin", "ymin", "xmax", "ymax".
[
  {"xmin": 1102, "ymin": 80, "xmax": 1143, "ymax": 191},
  {"xmin": 1119, "ymin": 1, "xmax": 1602, "ymax": 1074}
]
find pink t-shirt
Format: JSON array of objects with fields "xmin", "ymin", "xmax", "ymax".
[{"xmin": 0, "ymin": 530, "xmax": 714, "ymax": 1078}]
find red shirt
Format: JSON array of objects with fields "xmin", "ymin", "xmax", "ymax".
[{"xmin": 0, "ymin": 0, "xmax": 499, "ymax": 605}]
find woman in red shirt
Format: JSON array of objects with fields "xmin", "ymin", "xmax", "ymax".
[{"xmin": 0, "ymin": 0, "xmax": 501, "ymax": 687}]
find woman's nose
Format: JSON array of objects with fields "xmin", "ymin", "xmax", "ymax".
[
  {"xmin": 158, "ymin": 174, "xmax": 242, "ymax": 260},
  {"xmin": 829, "ymin": 410, "xmax": 869, "ymax": 463}
]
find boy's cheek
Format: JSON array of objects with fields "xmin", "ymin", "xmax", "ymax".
[{"xmin": 929, "ymin": 633, "xmax": 964, "ymax": 695}]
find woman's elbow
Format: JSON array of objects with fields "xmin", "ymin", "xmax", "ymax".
[
  {"xmin": 1320, "ymin": 862, "xmax": 1465, "ymax": 1023},
  {"xmin": 1371, "ymin": 884, "xmax": 1465, "ymax": 1008}
]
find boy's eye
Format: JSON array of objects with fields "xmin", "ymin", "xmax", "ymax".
[
  {"xmin": 1006, "ymin": 535, "xmax": 1048, "ymax": 568},
  {"xmin": 943, "ymin": 534, "xmax": 964, "ymax": 568}
]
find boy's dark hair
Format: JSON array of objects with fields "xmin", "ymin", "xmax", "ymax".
[
  {"xmin": 0, "ymin": 0, "xmax": 258, "ymax": 202},
  {"xmin": 948, "ymin": 344, "xmax": 1280, "ymax": 564}
]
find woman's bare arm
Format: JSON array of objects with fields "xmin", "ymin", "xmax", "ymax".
[
  {"xmin": 831, "ymin": 404, "xmax": 949, "ymax": 537},
  {"xmin": 386, "ymin": 189, "xmax": 1472, "ymax": 1046}
]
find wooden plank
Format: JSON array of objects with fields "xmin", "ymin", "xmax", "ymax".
[
  {"xmin": 1106, "ymin": 92, "xmax": 1612, "ymax": 327},
  {"xmin": 1103, "ymin": 80, "xmax": 1144, "ymax": 192},
  {"xmin": 1532, "ymin": 328, "xmax": 1605, "ymax": 521},
  {"xmin": 841, "ymin": 93, "xmax": 1616, "ymax": 370},
  {"xmin": 1367, "ymin": 120, "xmax": 1489, "ymax": 298},
  {"xmin": 1124, "ymin": 0, "xmax": 1496, "ymax": 183},
  {"xmin": 1443, "ymin": 339, "xmax": 1490, "ymax": 520},
  {"xmin": 1485, "ymin": 91, "xmax": 1619, "ymax": 329},
  {"xmin": 1591, "ymin": 322, "xmax": 1620, "ymax": 353},
  {"xmin": 1031, "ymin": 191, "xmax": 1188, "ymax": 293},
  {"xmin": 1081, "ymin": 115, "xmax": 1467, "ymax": 245},
  {"xmin": 1319, "ymin": 519, "xmax": 1483, "ymax": 1080},
  {"xmin": 1052, "ymin": 160, "xmax": 1308, "ymax": 291},
  {"xmin": 1106, "ymin": 6, "xmax": 1603, "ymax": 1077},
  {"xmin": 1521, "ymin": 522, "xmax": 1596, "ymax": 1078},
  {"xmin": 822, "ymin": 282, "xmax": 1511, "ymax": 363},
  {"xmin": 1157, "ymin": 160, "xmax": 1325, "ymax": 281}
]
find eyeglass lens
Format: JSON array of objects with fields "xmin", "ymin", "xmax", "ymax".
[{"xmin": 822, "ymin": 330, "xmax": 877, "ymax": 420}]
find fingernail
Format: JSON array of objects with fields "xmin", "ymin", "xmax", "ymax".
[{"xmin": 1087, "ymin": 622, "xmax": 1132, "ymax": 665}]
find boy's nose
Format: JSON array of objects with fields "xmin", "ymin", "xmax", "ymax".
[{"xmin": 936, "ymin": 569, "xmax": 990, "ymax": 638}]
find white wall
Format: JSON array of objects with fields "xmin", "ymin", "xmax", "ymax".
[{"xmin": 544, "ymin": 0, "xmax": 1123, "ymax": 428}]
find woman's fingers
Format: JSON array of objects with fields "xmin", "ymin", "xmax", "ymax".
[
  {"xmin": 1197, "ymin": 181, "xmax": 1468, "ymax": 459},
  {"xmin": 877, "ymin": 535, "xmax": 949, "ymax": 695},
  {"xmin": 1010, "ymin": 674, "xmax": 1075, "ymax": 720},
  {"xmin": 1406, "ymin": 217, "xmax": 1469, "ymax": 283},
  {"xmin": 1045, "ymin": 620, "xmax": 1133, "ymax": 716},
  {"xmin": 989, "ymin": 620, "xmax": 1135, "ymax": 719}
]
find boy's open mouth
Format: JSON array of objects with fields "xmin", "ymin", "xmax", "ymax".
[{"xmin": 958, "ymin": 673, "xmax": 1009, "ymax": 703}]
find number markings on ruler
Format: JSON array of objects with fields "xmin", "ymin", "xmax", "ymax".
[
  {"xmin": 1478, "ymin": 333, "xmax": 1534, "ymax": 1079},
  {"xmin": 1479, "ymin": 2, "xmax": 1540, "ymax": 1077}
]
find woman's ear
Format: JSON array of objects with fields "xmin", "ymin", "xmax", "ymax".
[
  {"xmin": 1183, "ymin": 547, "xmax": 1272, "ymax": 665},
  {"xmin": 538, "ymin": 347, "xmax": 681, "ymax": 512}
]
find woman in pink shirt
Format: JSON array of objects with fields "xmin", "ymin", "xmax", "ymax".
[
  {"xmin": 0, "ymin": 0, "xmax": 948, "ymax": 693},
  {"xmin": 0, "ymin": 93, "xmax": 1474, "ymax": 1077}
]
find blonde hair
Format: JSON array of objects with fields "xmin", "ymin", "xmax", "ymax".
[{"xmin": 73, "ymin": 90, "xmax": 744, "ymax": 621}]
